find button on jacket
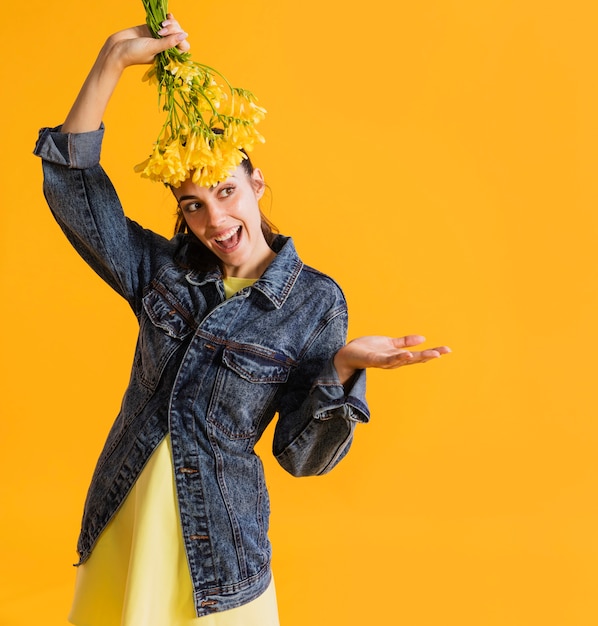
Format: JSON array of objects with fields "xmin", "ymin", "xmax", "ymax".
[{"xmin": 34, "ymin": 125, "xmax": 370, "ymax": 617}]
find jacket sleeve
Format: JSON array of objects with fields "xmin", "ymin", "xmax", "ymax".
[
  {"xmin": 273, "ymin": 306, "xmax": 370, "ymax": 477},
  {"xmin": 33, "ymin": 125, "xmax": 175, "ymax": 316}
]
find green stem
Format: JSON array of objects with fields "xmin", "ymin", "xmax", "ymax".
[{"xmin": 141, "ymin": 0, "xmax": 168, "ymax": 36}]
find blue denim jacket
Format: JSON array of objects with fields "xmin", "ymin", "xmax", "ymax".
[{"xmin": 34, "ymin": 125, "xmax": 369, "ymax": 617}]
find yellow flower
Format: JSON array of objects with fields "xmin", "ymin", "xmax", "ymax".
[
  {"xmin": 141, "ymin": 65, "xmax": 158, "ymax": 86},
  {"xmin": 165, "ymin": 59, "xmax": 203, "ymax": 92},
  {"xmin": 139, "ymin": 0, "xmax": 267, "ymax": 187}
]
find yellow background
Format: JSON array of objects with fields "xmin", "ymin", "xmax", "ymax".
[{"xmin": 2, "ymin": 0, "xmax": 597, "ymax": 624}]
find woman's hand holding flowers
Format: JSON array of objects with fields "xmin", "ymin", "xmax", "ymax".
[{"xmin": 62, "ymin": 16, "xmax": 189, "ymax": 134}]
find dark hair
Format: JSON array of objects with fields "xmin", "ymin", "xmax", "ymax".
[{"xmin": 173, "ymin": 153, "xmax": 278, "ymax": 272}]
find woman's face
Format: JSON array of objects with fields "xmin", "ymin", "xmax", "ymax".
[{"xmin": 173, "ymin": 166, "xmax": 275, "ymax": 278}]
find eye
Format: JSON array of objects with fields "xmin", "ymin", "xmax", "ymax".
[
  {"xmin": 219, "ymin": 185, "xmax": 235, "ymax": 198},
  {"xmin": 182, "ymin": 201, "xmax": 203, "ymax": 213}
]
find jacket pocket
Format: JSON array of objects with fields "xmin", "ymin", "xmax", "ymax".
[
  {"xmin": 206, "ymin": 344, "xmax": 292, "ymax": 438},
  {"xmin": 136, "ymin": 288, "xmax": 195, "ymax": 390}
]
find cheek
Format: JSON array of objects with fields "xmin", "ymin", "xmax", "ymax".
[
  {"xmin": 242, "ymin": 202, "xmax": 264, "ymax": 228},
  {"xmin": 184, "ymin": 215, "xmax": 209, "ymax": 242}
]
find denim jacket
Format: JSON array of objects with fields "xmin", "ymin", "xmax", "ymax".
[{"xmin": 34, "ymin": 125, "xmax": 369, "ymax": 617}]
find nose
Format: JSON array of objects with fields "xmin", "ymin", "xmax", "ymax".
[{"xmin": 204, "ymin": 201, "xmax": 227, "ymax": 228}]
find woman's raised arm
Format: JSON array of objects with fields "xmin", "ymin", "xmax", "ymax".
[{"xmin": 62, "ymin": 17, "xmax": 189, "ymax": 133}]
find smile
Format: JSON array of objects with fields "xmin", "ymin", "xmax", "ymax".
[{"xmin": 213, "ymin": 226, "xmax": 242, "ymax": 251}]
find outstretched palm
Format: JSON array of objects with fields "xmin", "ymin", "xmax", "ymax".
[{"xmin": 334, "ymin": 334, "xmax": 450, "ymax": 384}]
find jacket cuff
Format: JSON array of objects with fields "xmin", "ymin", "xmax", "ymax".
[
  {"xmin": 33, "ymin": 124, "xmax": 105, "ymax": 169},
  {"xmin": 311, "ymin": 359, "xmax": 370, "ymax": 423}
]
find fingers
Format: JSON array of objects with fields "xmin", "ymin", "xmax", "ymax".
[
  {"xmin": 161, "ymin": 30, "xmax": 190, "ymax": 53},
  {"xmin": 385, "ymin": 345, "xmax": 451, "ymax": 368},
  {"xmin": 157, "ymin": 14, "xmax": 190, "ymax": 52},
  {"xmin": 418, "ymin": 349, "xmax": 443, "ymax": 364},
  {"xmin": 391, "ymin": 334, "xmax": 426, "ymax": 349},
  {"xmin": 391, "ymin": 336, "xmax": 451, "ymax": 357},
  {"xmin": 411, "ymin": 346, "xmax": 451, "ymax": 364}
]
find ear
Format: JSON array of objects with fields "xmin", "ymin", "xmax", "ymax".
[{"xmin": 251, "ymin": 168, "xmax": 266, "ymax": 199}]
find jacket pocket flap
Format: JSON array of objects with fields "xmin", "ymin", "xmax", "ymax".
[
  {"xmin": 143, "ymin": 289, "xmax": 195, "ymax": 340},
  {"xmin": 222, "ymin": 346, "xmax": 291, "ymax": 384}
]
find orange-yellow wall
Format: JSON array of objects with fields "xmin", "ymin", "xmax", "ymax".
[{"xmin": 2, "ymin": 1, "xmax": 598, "ymax": 624}]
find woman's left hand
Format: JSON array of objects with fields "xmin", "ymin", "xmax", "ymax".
[{"xmin": 333, "ymin": 334, "xmax": 451, "ymax": 384}]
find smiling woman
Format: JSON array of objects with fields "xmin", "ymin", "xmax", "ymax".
[
  {"xmin": 173, "ymin": 165, "xmax": 276, "ymax": 278},
  {"xmin": 33, "ymin": 13, "xmax": 450, "ymax": 626},
  {"xmin": 172, "ymin": 147, "xmax": 280, "ymax": 275}
]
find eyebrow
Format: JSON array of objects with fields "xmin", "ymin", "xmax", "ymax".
[{"xmin": 176, "ymin": 175, "xmax": 239, "ymax": 205}]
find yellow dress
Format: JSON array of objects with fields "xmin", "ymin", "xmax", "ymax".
[{"xmin": 68, "ymin": 277, "xmax": 279, "ymax": 626}]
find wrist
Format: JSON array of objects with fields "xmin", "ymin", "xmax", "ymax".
[
  {"xmin": 333, "ymin": 351, "xmax": 357, "ymax": 386},
  {"xmin": 94, "ymin": 40, "xmax": 128, "ymax": 82}
]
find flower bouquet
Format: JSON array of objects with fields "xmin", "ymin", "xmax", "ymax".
[{"xmin": 135, "ymin": 0, "xmax": 266, "ymax": 187}]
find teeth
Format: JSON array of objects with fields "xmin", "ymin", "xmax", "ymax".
[{"xmin": 214, "ymin": 226, "xmax": 240, "ymax": 242}]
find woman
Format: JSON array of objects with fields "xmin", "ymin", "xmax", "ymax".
[{"xmin": 34, "ymin": 16, "xmax": 450, "ymax": 626}]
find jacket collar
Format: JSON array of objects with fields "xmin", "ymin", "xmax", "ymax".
[{"xmin": 184, "ymin": 235, "xmax": 303, "ymax": 309}]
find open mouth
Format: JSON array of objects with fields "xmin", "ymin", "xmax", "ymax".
[{"xmin": 213, "ymin": 226, "xmax": 242, "ymax": 252}]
